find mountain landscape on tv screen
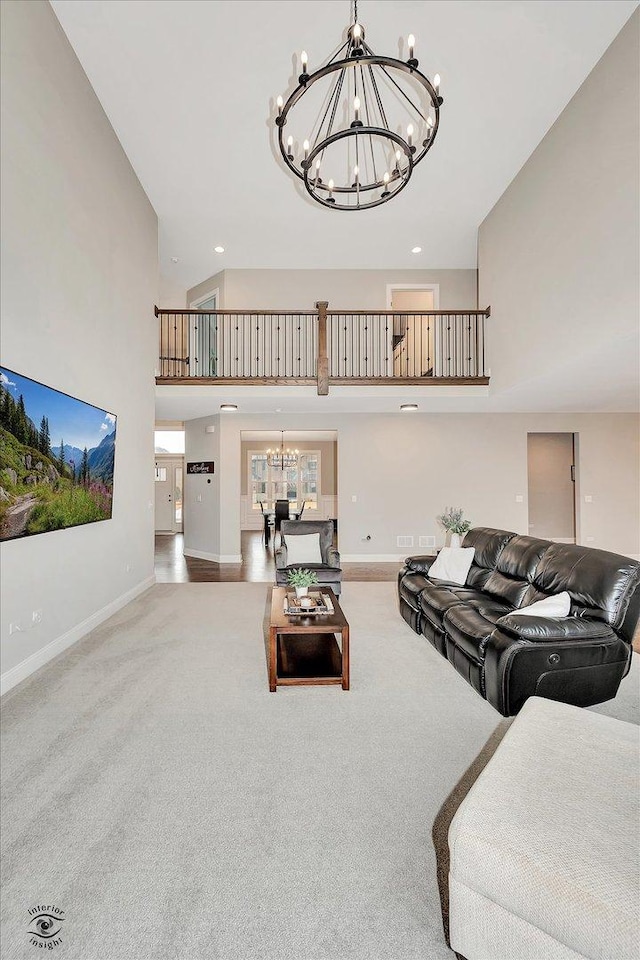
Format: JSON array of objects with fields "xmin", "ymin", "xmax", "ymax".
[{"xmin": 0, "ymin": 368, "xmax": 116, "ymax": 541}]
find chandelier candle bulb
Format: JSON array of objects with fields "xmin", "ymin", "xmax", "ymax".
[
  {"xmin": 287, "ymin": 134, "xmax": 294, "ymax": 158},
  {"xmin": 276, "ymin": 95, "xmax": 283, "ymax": 117},
  {"xmin": 407, "ymin": 124, "xmax": 414, "ymax": 152},
  {"xmin": 327, "ymin": 178, "xmax": 335, "ymax": 203},
  {"xmin": 433, "ymin": 73, "xmax": 441, "ymax": 100},
  {"xmin": 303, "ymin": 139, "xmax": 309, "ymax": 162},
  {"xmin": 407, "ymin": 32, "xmax": 418, "ymax": 68},
  {"xmin": 424, "ymin": 116, "xmax": 434, "ymax": 145}
]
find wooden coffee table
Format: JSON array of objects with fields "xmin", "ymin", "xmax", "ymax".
[{"xmin": 268, "ymin": 587, "xmax": 350, "ymax": 692}]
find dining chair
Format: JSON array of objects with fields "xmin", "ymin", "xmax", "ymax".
[
  {"xmin": 258, "ymin": 501, "xmax": 270, "ymax": 545},
  {"xmin": 274, "ymin": 500, "xmax": 290, "ymax": 539}
]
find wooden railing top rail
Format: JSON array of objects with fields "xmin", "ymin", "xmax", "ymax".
[
  {"xmin": 154, "ymin": 306, "xmax": 318, "ymax": 317},
  {"xmin": 155, "ymin": 306, "xmax": 491, "ymax": 317},
  {"xmin": 327, "ymin": 308, "xmax": 490, "ymax": 316}
]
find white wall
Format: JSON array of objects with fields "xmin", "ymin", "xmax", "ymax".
[
  {"xmin": 335, "ymin": 413, "xmax": 639, "ymax": 560},
  {"xmin": 479, "ymin": 10, "xmax": 639, "ymax": 411},
  {"xmin": 158, "ymin": 273, "xmax": 187, "ymax": 309},
  {"xmin": 187, "ymin": 268, "xmax": 477, "ymax": 311},
  {"xmin": 191, "ymin": 411, "xmax": 639, "ymax": 563},
  {"xmin": 0, "ymin": 0, "xmax": 158, "ymax": 691},
  {"xmin": 183, "ymin": 416, "xmax": 223, "ymax": 561}
]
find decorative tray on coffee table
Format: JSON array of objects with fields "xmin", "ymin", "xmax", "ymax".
[{"xmin": 283, "ymin": 592, "xmax": 335, "ymax": 616}]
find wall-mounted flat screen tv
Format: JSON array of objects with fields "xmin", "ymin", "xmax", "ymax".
[{"xmin": 0, "ymin": 367, "xmax": 117, "ymax": 542}]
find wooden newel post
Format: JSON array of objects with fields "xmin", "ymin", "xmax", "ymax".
[{"xmin": 316, "ymin": 300, "xmax": 329, "ymax": 396}]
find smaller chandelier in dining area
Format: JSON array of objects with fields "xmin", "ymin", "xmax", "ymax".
[
  {"xmin": 267, "ymin": 432, "xmax": 299, "ymax": 469},
  {"xmin": 274, "ymin": 0, "xmax": 443, "ymax": 211}
]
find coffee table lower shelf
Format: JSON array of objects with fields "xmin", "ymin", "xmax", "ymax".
[{"xmin": 277, "ymin": 632, "xmax": 343, "ymax": 685}]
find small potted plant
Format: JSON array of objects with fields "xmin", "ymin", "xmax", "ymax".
[
  {"xmin": 436, "ymin": 507, "xmax": 471, "ymax": 548},
  {"xmin": 287, "ymin": 567, "xmax": 318, "ymax": 598}
]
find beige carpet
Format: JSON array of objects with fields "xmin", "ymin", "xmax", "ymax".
[{"xmin": 1, "ymin": 582, "xmax": 638, "ymax": 960}]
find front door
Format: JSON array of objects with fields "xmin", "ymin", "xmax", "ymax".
[{"xmin": 155, "ymin": 458, "xmax": 184, "ymax": 533}]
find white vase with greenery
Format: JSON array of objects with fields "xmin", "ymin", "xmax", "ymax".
[
  {"xmin": 436, "ymin": 507, "xmax": 471, "ymax": 548},
  {"xmin": 287, "ymin": 567, "xmax": 319, "ymax": 598}
]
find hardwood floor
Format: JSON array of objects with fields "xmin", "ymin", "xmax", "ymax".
[{"xmin": 154, "ymin": 531, "xmax": 402, "ymax": 583}]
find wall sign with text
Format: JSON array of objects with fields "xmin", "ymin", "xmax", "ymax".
[{"xmin": 186, "ymin": 461, "xmax": 215, "ymax": 475}]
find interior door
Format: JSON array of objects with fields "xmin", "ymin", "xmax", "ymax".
[{"xmin": 527, "ymin": 433, "xmax": 576, "ymax": 541}]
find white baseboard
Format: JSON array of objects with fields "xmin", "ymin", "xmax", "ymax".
[
  {"xmin": 1, "ymin": 575, "xmax": 156, "ymax": 697},
  {"xmin": 183, "ymin": 548, "xmax": 242, "ymax": 564},
  {"xmin": 341, "ymin": 554, "xmax": 406, "ymax": 563}
]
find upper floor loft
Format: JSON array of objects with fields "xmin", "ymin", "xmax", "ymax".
[{"xmin": 155, "ymin": 301, "xmax": 490, "ymax": 396}]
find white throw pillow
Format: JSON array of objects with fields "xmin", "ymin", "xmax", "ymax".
[
  {"xmin": 286, "ymin": 532, "xmax": 323, "ymax": 566},
  {"xmin": 509, "ymin": 592, "xmax": 571, "ymax": 618},
  {"xmin": 428, "ymin": 547, "xmax": 475, "ymax": 586}
]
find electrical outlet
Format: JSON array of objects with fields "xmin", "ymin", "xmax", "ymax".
[
  {"xmin": 419, "ymin": 536, "xmax": 436, "ymax": 548},
  {"xmin": 397, "ymin": 535, "xmax": 414, "ymax": 548},
  {"xmin": 32, "ymin": 610, "xmax": 42, "ymax": 624},
  {"xmin": 515, "ymin": 495, "xmax": 524, "ymax": 503}
]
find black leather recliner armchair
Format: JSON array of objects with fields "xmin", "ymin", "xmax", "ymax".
[{"xmin": 398, "ymin": 527, "xmax": 640, "ymax": 716}]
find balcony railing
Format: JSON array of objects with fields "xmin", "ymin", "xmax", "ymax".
[{"xmin": 155, "ymin": 302, "xmax": 490, "ymax": 395}]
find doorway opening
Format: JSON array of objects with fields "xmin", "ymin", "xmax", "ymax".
[
  {"xmin": 386, "ymin": 283, "xmax": 441, "ymax": 376},
  {"xmin": 527, "ymin": 433, "xmax": 577, "ymax": 542},
  {"xmin": 239, "ymin": 430, "xmax": 338, "ymax": 537},
  {"xmin": 189, "ymin": 290, "xmax": 219, "ymax": 377}
]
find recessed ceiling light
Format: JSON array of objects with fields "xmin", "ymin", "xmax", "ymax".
[
  {"xmin": 214, "ymin": 246, "xmax": 225, "ymax": 254},
  {"xmin": 171, "ymin": 257, "xmax": 180, "ymax": 263},
  {"xmin": 411, "ymin": 246, "xmax": 422, "ymax": 254},
  {"xmin": 400, "ymin": 403, "xmax": 419, "ymax": 411},
  {"xmin": 220, "ymin": 403, "xmax": 237, "ymax": 411}
]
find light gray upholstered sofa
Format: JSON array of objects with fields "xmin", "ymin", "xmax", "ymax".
[{"xmin": 448, "ymin": 696, "xmax": 640, "ymax": 960}]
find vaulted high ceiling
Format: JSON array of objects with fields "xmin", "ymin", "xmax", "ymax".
[{"xmin": 51, "ymin": 0, "xmax": 637, "ymax": 290}]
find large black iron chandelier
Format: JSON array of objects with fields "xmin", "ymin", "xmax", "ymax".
[{"xmin": 274, "ymin": 0, "xmax": 443, "ymax": 211}]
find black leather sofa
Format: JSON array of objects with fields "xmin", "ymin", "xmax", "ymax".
[{"xmin": 398, "ymin": 527, "xmax": 640, "ymax": 716}]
